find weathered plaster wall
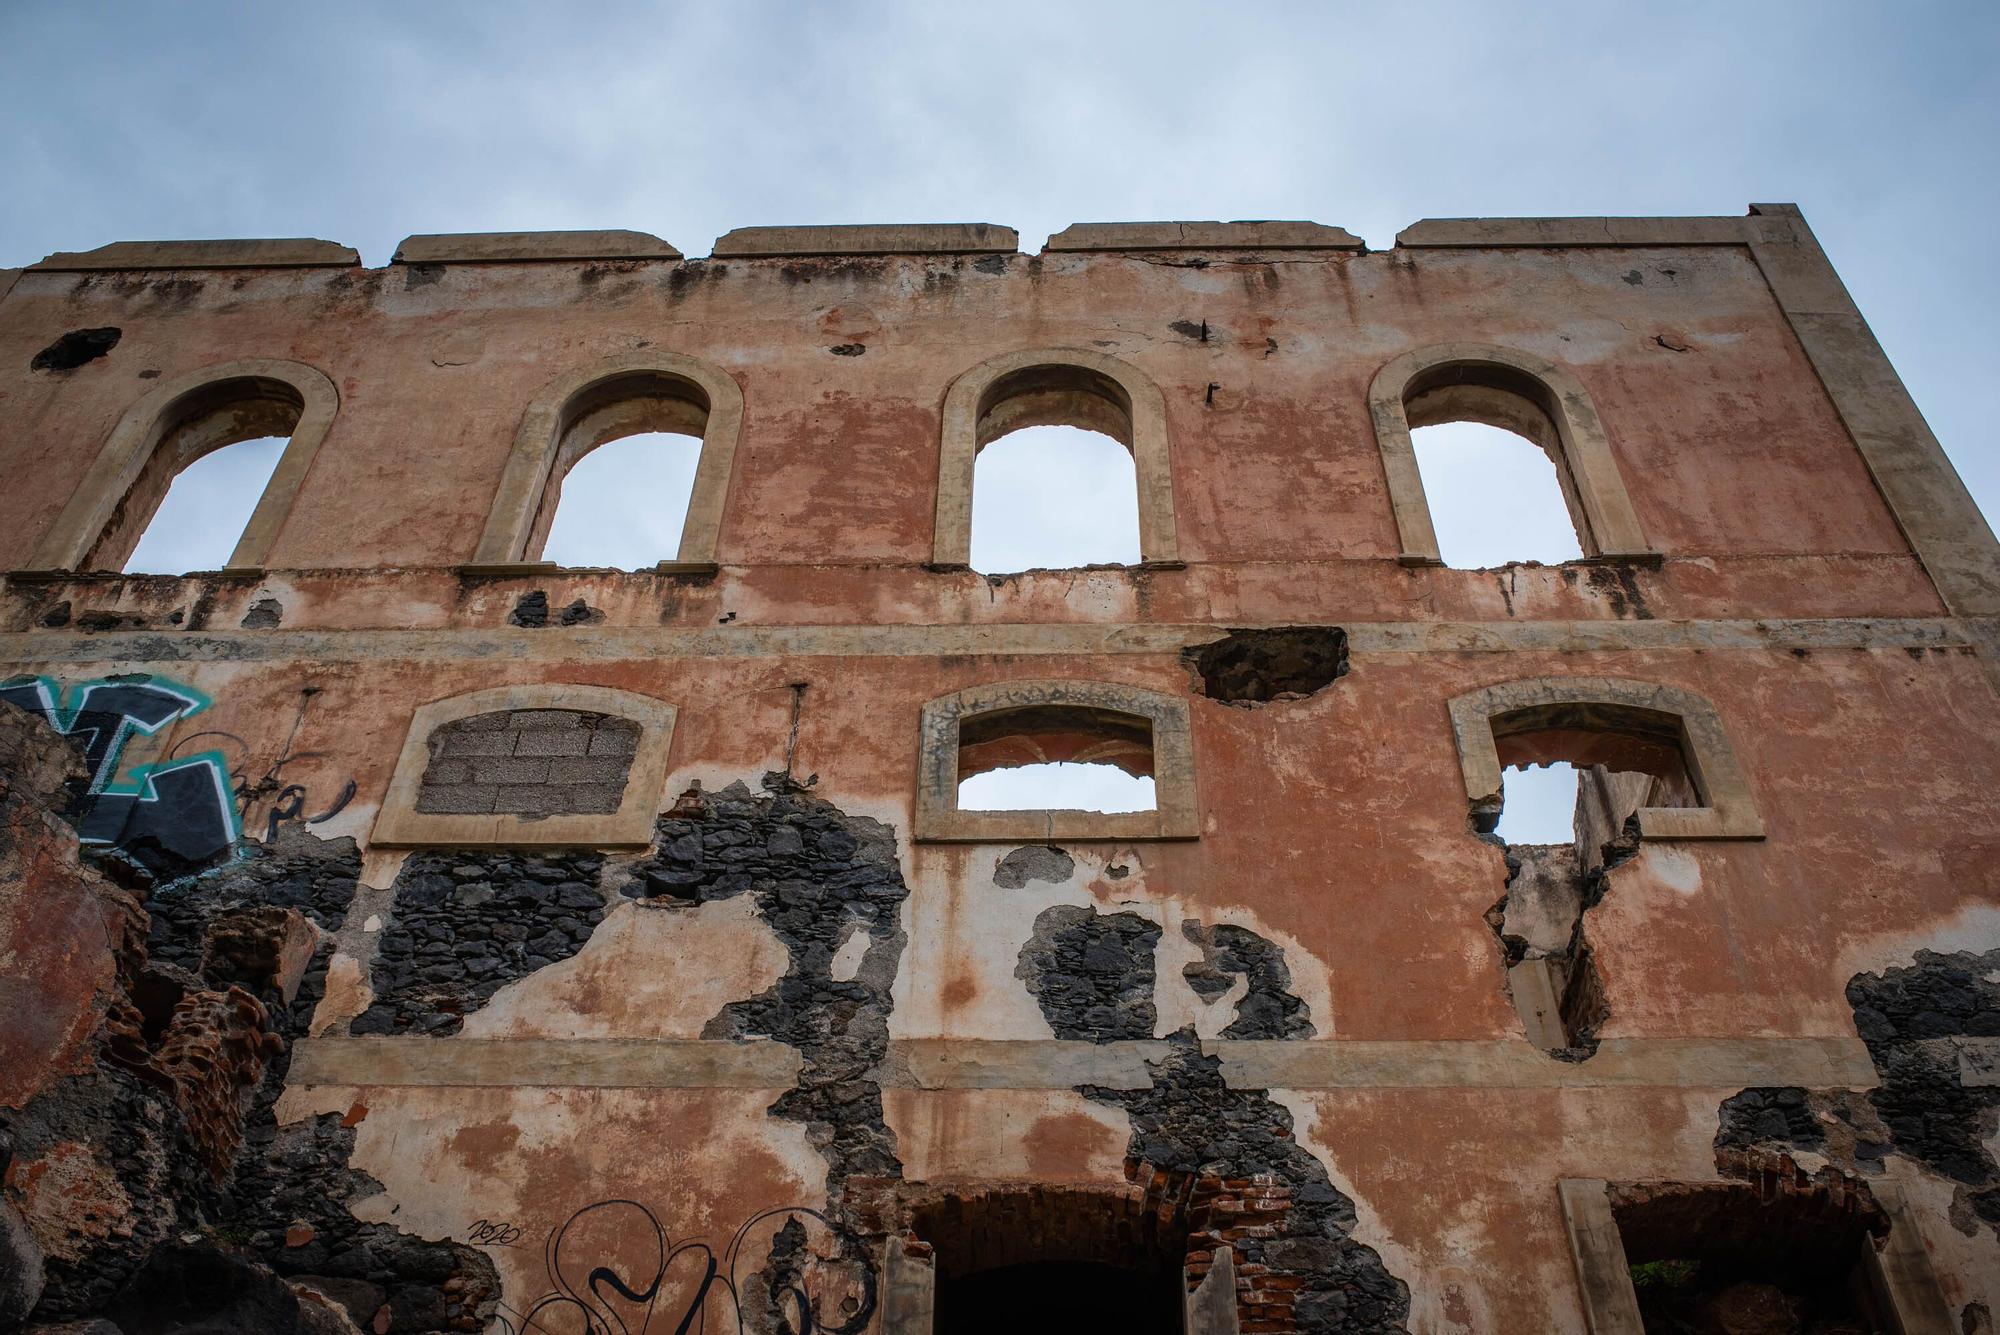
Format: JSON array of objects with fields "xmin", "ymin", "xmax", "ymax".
[{"xmin": 0, "ymin": 212, "xmax": 1996, "ymax": 1334}]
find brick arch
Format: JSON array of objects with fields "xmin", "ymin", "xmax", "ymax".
[
  {"xmin": 1446, "ymin": 676, "xmax": 1763, "ymax": 840},
  {"xmin": 1367, "ymin": 342, "xmax": 1651, "ymax": 565},
  {"xmin": 471, "ymin": 350, "xmax": 744, "ymax": 568},
  {"xmin": 28, "ymin": 357, "xmax": 339, "ymax": 571},
  {"xmin": 932, "ymin": 346, "xmax": 1179, "ymax": 569}
]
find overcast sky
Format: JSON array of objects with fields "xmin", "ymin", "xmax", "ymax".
[{"xmin": 6, "ymin": 1, "xmax": 1995, "ymax": 829}]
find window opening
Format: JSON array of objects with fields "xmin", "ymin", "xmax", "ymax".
[
  {"xmin": 955, "ymin": 703, "xmax": 1157, "ymax": 817},
  {"xmin": 1411, "ymin": 420, "xmax": 1584, "ymax": 568},
  {"xmin": 959, "ymin": 761, "xmax": 1155, "ymax": 814},
  {"xmin": 524, "ymin": 370, "xmax": 711, "ymax": 568},
  {"xmin": 540, "ymin": 431, "xmax": 701, "ymax": 569},
  {"xmin": 123, "ymin": 435, "xmax": 287, "ymax": 574},
  {"xmin": 1495, "ymin": 760, "xmax": 1583, "ymax": 845},
  {"xmin": 1484, "ymin": 706, "xmax": 1702, "ymax": 1059},
  {"xmin": 970, "ymin": 424, "xmax": 1140, "ymax": 573},
  {"xmin": 1612, "ymin": 1178, "xmax": 1891, "ymax": 1333}
]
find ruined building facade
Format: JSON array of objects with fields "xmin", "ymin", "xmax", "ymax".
[{"xmin": 0, "ymin": 209, "xmax": 1995, "ymax": 1333}]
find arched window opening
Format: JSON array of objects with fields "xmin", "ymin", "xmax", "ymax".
[
  {"xmin": 526, "ymin": 371, "xmax": 710, "ymax": 569},
  {"xmin": 1371, "ymin": 345, "xmax": 1650, "ymax": 567},
  {"xmin": 955, "ymin": 704, "xmax": 1157, "ymax": 815},
  {"xmin": 969, "ymin": 364, "xmax": 1142, "ymax": 573},
  {"xmin": 124, "ymin": 435, "xmax": 288, "ymax": 574},
  {"xmin": 1411, "ymin": 420, "xmax": 1585, "ymax": 568},
  {"xmin": 970, "ymin": 423, "xmax": 1140, "ymax": 574},
  {"xmin": 90, "ymin": 378, "xmax": 303, "ymax": 573},
  {"xmin": 1403, "ymin": 359, "xmax": 1590, "ymax": 567},
  {"xmin": 540, "ymin": 431, "xmax": 701, "ymax": 569},
  {"xmin": 937, "ymin": 350, "xmax": 1178, "ymax": 569}
]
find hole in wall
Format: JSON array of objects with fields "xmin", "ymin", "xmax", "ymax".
[
  {"xmin": 542, "ymin": 430, "xmax": 701, "ymax": 568},
  {"xmin": 31, "ymin": 326, "xmax": 122, "ymax": 371},
  {"xmin": 1496, "ymin": 761, "xmax": 1582, "ymax": 845},
  {"xmin": 970, "ymin": 425, "xmax": 1140, "ymax": 574},
  {"xmin": 1184, "ymin": 626, "xmax": 1349, "ymax": 705},
  {"xmin": 124, "ymin": 435, "xmax": 287, "ymax": 573},
  {"xmin": 1412, "ymin": 421, "xmax": 1584, "ymax": 568}
]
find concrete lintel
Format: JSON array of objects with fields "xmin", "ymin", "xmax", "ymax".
[
  {"xmin": 391, "ymin": 230, "xmax": 682, "ymax": 265},
  {"xmin": 286, "ymin": 1035, "xmax": 1877, "ymax": 1092},
  {"xmin": 1395, "ymin": 216, "xmax": 1752, "ymax": 249},
  {"xmin": 0, "ymin": 616, "xmax": 1966, "ymax": 669},
  {"xmin": 709, "ymin": 223, "xmax": 1018, "ymax": 258},
  {"xmin": 28, "ymin": 238, "xmax": 361, "ymax": 271},
  {"xmin": 1045, "ymin": 221, "xmax": 1364, "ymax": 252}
]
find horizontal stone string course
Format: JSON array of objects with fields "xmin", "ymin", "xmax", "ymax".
[
  {"xmin": 0, "ymin": 615, "xmax": 1969, "ymax": 667},
  {"xmin": 288, "ymin": 1035, "xmax": 1879, "ymax": 1091}
]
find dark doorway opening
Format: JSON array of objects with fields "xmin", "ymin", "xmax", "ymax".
[{"xmin": 934, "ymin": 1258, "xmax": 1181, "ymax": 1334}]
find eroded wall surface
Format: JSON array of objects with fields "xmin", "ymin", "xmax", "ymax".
[{"xmin": 0, "ymin": 212, "xmax": 1996, "ymax": 1334}]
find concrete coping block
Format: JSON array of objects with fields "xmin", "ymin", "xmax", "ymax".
[
  {"xmin": 1045, "ymin": 221, "xmax": 1364, "ymax": 252},
  {"xmin": 392, "ymin": 230, "xmax": 683, "ymax": 265},
  {"xmin": 1395, "ymin": 215, "xmax": 1754, "ymax": 249},
  {"xmin": 28, "ymin": 238, "xmax": 361, "ymax": 271},
  {"xmin": 709, "ymin": 223, "xmax": 1019, "ymax": 258}
]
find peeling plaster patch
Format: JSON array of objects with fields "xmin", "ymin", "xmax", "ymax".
[
  {"xmin": 1179, "ymin": 919, "xmax": 1315, "ymax": 1038},
  {"xmin": 310, "ymin": 952, "xmax": 370, "ymax": 1036},
  {"xmin": 1016, "ymin": 904, "xmax": 1160, "ymax": 1042},
  {"xmin": 351, "ymin": 848, "xmax": 608, "ymax": 1036},
  {"xmin": 1848, "ymin": 948, "xmax": 2000, "ymax": 1231},
  {"xmin": 993, "ymin": 844, "xmax": 1075, "ymax": 889},
  {"xmin": 1183, "ymin": 626, "xmax": 1349, "ymax": 705},
  {"xmin": 881, "ymin": 1088, "xmax": 1132, "ymax": 1183},
  {"xmin": 1082, "ymin": 1035, "xmax": 1411, "ymax": 1330},
  {"xmin": 461, "ymin": 895, "xmax": 788, "ymax": 1040},
  {"xmin": 630, "ymin": 776, "xmax": 909, "ymax": 1204},
  {"xmin": 1636, "ymin": 843, "xmax": 1702, "ymax": 896}
]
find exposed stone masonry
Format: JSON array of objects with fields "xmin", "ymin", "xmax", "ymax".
[
  {"xmin": 352, "ymin": 847, "xmax": 609, "ymax": 1036},
  {"xmin": 628, "ymin": 776, "xmax": 910, "ymax": 1205},
  {"xmin": 1089, "ymin": 1034, "xmax": 1411, "ymax": 1333},
  {"xmin": 1017, "ymin": 905, "xmax": 1161, "ymax": 1043},
  {"xmin": 415, "ymin": 708, "xmax": 638, "ymax": 816},
  {"xmin": 0, "ymin": 704, "xmax": 496, "ymax": 1332},
  {"xmin": 1181, "ymin": 920, "xmax": 1314, "ymax": 1040}
]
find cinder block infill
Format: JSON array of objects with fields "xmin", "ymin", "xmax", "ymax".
[{"xmin": 708, "ymin": 223, "xmax": 1019, "ymax": 258}]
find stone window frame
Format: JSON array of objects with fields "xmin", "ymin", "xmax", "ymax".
[
  {"xmin": 469, "ymin": 351, "xmax": 744, "ymax": 571},
  {"xmin": 371, "ymin": 683, "xmax": 677, "ymax": 848},
  {"xmin": 1368, "ymin": 342, "xmax": 1652, "ymax": 566},
  {"xmin": 931, "ymin": 347, "xmax": 1181, "ymax": 569},
  {"xmin": 1447, "ymin": 676, "xmax": 1764, "ymax": 840},
  {"xmin": 914, "ymin": 679, "xmax": 1198, "ymax": 842},
  {"xmin": 26, "ymin": 357, "xmax": 339, "ymax": 573},
  {"xmin": 1556, "ymin": 1177, "xmax": 1954, "ymax": 1334}
]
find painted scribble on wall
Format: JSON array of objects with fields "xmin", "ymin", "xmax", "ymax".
[
  {"xmin": 491, "ymin": 1198, "xmax": 877, "ymax": 1335},
  {"xmin": 0, "ymin": 672, "xmax": 239, "ymax": 866}
]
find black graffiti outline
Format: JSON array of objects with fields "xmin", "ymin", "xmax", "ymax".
[{"xmin": 492, "ymin": 1198, "xmax": 877, "ymax": 1335}]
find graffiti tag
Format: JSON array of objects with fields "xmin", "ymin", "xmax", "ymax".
[
  {"xmin": 491, "ymin": 1198, "xmax": 876, "ymax": 1335},
  {"xmin": 1, "ymin": 674, "xmax": 239, "ymax": 866}
]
